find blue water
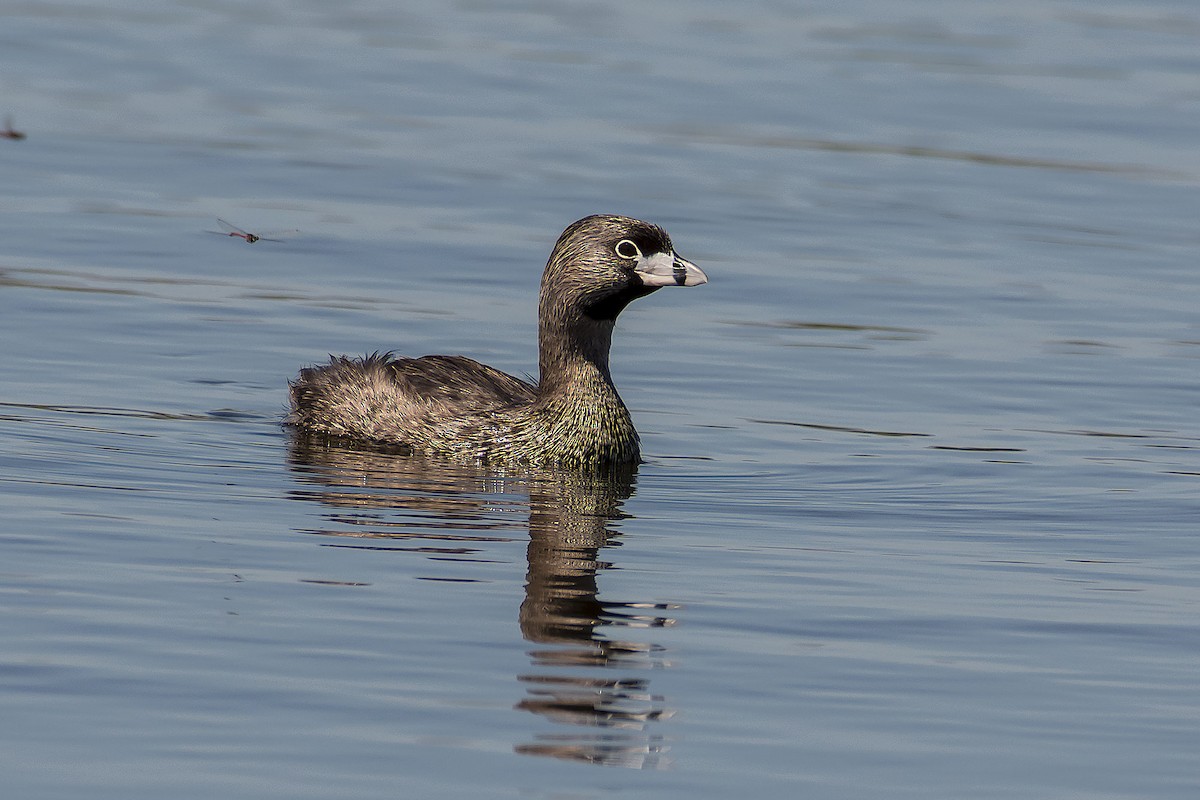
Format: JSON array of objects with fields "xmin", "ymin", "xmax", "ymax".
[{"xmin": 2, "ymin": 1, "xmax": 1199, "ymax": 798}]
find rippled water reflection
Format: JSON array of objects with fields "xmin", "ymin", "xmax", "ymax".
[{"xmin": 288, "ymin": 436, "xmax": 674, "ymax": 769}]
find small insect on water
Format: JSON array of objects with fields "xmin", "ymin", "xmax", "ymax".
[
  {"xmin": 1, "ymin": 116, "xmax": 26, "ymax": 140},
  {"xmin": 207, "ymin": 218, "xmax": 294, "ymax": 244}
]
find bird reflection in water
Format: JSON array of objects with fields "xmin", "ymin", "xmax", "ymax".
[{"xmin": 287, "ymin": 433, "xmax": 676, "ymax": 769}]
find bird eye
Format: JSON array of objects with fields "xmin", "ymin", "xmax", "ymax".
[{"xmin": 615, "ymin": 239, "xmax": 642, "ymax": 260}]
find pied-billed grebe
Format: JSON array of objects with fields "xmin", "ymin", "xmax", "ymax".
[{"xmin": 286, "ymin": 214, "xmax": 708, "ymax": 466}]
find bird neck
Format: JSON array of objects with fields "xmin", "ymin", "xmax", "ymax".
[
  {"xmin": 537, "ymin": 316, "xmax": 617, "ymax": 399},
  {"xmin": 531, "ymin": 313, "xmax": 640, "ymax": 464}
]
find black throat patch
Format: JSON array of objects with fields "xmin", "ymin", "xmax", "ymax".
[{"xmin": 583, "ymin": 283, "xmax": 661, "ymax": 321}]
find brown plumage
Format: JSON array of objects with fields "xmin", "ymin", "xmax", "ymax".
[{"xmin": 286, "ymin": 214, "xmax": 708, "ymax": 466}]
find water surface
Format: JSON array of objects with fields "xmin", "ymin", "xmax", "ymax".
[{"xmin": 2, "ymin": 1, "xmax": 1199, "ymax": 798}]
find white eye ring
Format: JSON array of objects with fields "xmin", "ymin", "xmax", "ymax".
[{"xmin": 615, "ymin": 239, "xmax": 642, "ymax": 260}]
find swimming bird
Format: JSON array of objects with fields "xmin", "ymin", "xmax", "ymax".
[{"xmin": 286, "ymin": 214, "xmax": 708, "ymax": 466}]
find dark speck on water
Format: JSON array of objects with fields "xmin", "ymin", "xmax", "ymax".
[{"xmin": 2, "ymin": 1, "xmax": 1199, "ymax": 798}]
